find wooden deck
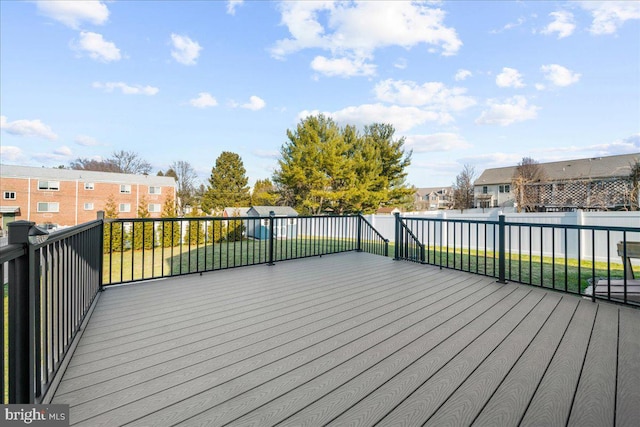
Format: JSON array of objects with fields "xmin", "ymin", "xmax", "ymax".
[{"xmin": 52, "ymin": 252, "xmax": 640, "ymax": 426}]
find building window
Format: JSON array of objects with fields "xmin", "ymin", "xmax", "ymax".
[
  {"xmin": 3, "ymin": 191, "xmax": 16, "ymax": 200},
  {"xmin": 149, "ymin": 186, "xmax": 161, "ymax": 195},
  {"xmin": 499, "ymin": 185, "xmax": 511, "ymax": 193},
  {"xmin": 38, "ymin": 181, "xmax": 60, "ymax": 191},
  {"xmin": 37, "ymin": 202, "xmax": 59, "ymax": 212},
  {"xmin": 482, "ymin": 186, "xmax": 488, "ymax": 194},
  {"xmin": 148, "ymin": 203, "xmax": 161, "ymax": 213},
  {"xmin": 120, "ymin": 184, "xmax": 131, "ymax": 194},
  {"xmin": 84, "ymin": 182, "xmax": 94, "ymax": 190},
  {"xmin": 84, "ymin": 203, "xmax": 94, "ymax": 210},
  {"xmin": 119, "ymin": 203, "xmax": 131, "ymax": 213}
]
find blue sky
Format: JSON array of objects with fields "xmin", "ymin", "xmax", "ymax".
[{"xmin": 1, "ymin": 1, "xmax": 639, "ymax": 188}]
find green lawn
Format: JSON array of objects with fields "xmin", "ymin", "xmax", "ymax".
[{"xmin": 392, "ymin": 243, "xmax": 632, "ymax": 293}]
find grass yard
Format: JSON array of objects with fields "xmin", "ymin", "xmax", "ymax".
[{"xmin": 103, "ymin": 237, "xmax": 368, "ymax": 284}]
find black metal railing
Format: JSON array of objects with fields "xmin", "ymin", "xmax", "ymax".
[
  {"xmin": 395, "ymin": 214, "xmax": 640, "ymax": 307},
  {"xmin": 1, "ymin": 220, "xmax": 102, "ymax": 404},
  {"xmin": 103, "ymin": 214, "xmax": 389, "ymax": 286}
]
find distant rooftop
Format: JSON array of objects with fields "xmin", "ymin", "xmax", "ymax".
[
  {"xmin": 0, "ymin": 164, "xmax": 177, "ymax": 186},
  {"xmin": 475, "ymin": 153, "xmax": 640, "ymax": 185}
]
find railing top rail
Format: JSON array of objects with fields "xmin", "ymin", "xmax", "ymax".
[
  {"xmin": 33, "ymin": 219, "xmax": 103, "ymax": 248},
  {"xmin": 0, "ymin": 242, "xmax": 27, "ymax": 264},
  {"xmin": 103, "ymin": 214, "xmax": 362, "ymax": 223},
  {"xmin": 399, "ymin": 215, "xmax": 640, "ymax": 233}
]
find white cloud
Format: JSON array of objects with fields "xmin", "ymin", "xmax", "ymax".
[
  {"xmin": 541, "ymin": 11, "xmax": 576, "ymax": 39},
  {"xmin": 535, "ymin": 83, "xmax": 546, "ymax": 91},
  {"xmin": 374, "ymin": 79, "xmax": 476, "ymax": 111},
  {"xmin": 405, "ymin": 133, "xmax": 472, "ymax": 153},
  {"xmin": 394, "ymin": 58, "xmax": 407, "ymax": 70},
  {"xmin": 1, "ymin": 115, "xmax": 58, "ymax": 140},
  {"xmin": 189, "ymin": 92, "xmax": 218, "ymax": 108},
  {"xmin": 170, "ymin": 33, "xmax": 202, "ymax": 65},
  {"xmin": 242, "ymin": 96, "xmax": 266, "ymax": 111},
  {"xmin": 490, "ymin": 17, "xmax": 525, "ymax": 34},
  {"xmin": 580, "ymin": 1, "xmax": 640, "ymax": 35},
  {"xmin": 74, "ymin": 31, "xmax": 121, "ymax": 62},
  {"xmin": 0, "ymin": 146, "xmax": 25, "ymax": 162},
  {"xmin": 35, "ymin": 0, "xmax": 109, "ymax": 29},
  {"xmin": 542, "ymin": 134, "xmax": 640, "ymax": 157},
  {"xmin": 311, "ymin": 55, "xmax": 376, "ymax": 78},
  {"xmin": 92, "ymin": 82, "xmax": 159, "ymax": 95},
  {"xmin": 54, "ymin": 146, "xmax": 73, "ymax": 156},
  {"xmin": 227, "ymin": 0, "xmax": 244, "ymax": 15},
  {"xmin": 271, "ymin": 1, "xmax": 461, "ymax": 65},
  {"xmin": 299, "ymin": 104, "xmax": 450, "ymax": 133},
  {"xmin": 496, "ymin": 67, "xmax": 525, "ymax": 88},
  {"xmin": 541, "ymin": 64, "xmax": 581, "ymax": 87},
  {"xmin": 74, "ymin": 135, "xmax": 102, "ymax": 146},
  {"xmin": 475, "ymin": 96, "xmax": 539, "ymax": 126},
  {"xmin": 454, "ymin": 69, "xmax": 472, "ymax": 81}
]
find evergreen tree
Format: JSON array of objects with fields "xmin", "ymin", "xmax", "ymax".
[
  {"xmin": 133, "ymin": 197, "xmax": 154, "ymax": 250},
  {"xmin": 202, "ymin": 152, "xmax": 250, "ymax": 213},
  {"xmin": 273, "ymin": 114, "xmax": 413, "ymax": 214},
  {"xmin": 251, "ymin": 178, "xmax": 279, "ymax": 206},
  {"xmin": 102, "ymin": 194, "xmax": 123, "ymax": 253},
  {"xmin": 161, "ymin": 196, "xmax": 181, "ymax": 247},
  {"xmin": 186, "ymin": 208, "xmax": 205, "ymax": 245}
]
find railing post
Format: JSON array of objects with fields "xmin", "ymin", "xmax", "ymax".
[
  {"xmin": 356, "ymin": 214, "xmax": 362, "ymax": 252},
  {"xmin": 498, "ymin": 214, "xmax": 507, "ymax": 283},
  {"xmin": 97, "ymin": 211, "xmax": 105, "ymax": 290},
  {"xmin": 7, "ymin": 221, "xmax": 36, "ymax": 403},
  {"xmin": 268, "ymin": 211, "xmax": 275, "ymax": 265},
  {"xmin": 394, "ymin": 212, "xmax": 400, "ymax": 260}
]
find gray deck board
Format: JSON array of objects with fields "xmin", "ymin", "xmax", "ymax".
[
  {"xmin": 617, "ymin": 307, "xmax": 640, "ymax": 426},
  {"xmin": 49, "ymin": 252, "xmax": 640, "ymax": 427}
]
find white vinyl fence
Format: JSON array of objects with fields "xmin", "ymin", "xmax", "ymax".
[{"xmin": 365, "ymin": 210, "xmax": 640, "ymax": 264}]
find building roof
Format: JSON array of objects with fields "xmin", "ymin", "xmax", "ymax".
[
  {"xmin": 474, "ymin": 153, "xmax": 640, "ymax": 186},
  {"xmin": 248, "ymin": 206, "xmax": 299, "ymax": 217},
  {"xmin": 0, "ymin": 164, "xmax": 177, "ymax": 187},
  {"xmin": 223, "ymin": 207, "xmax": 250, "ymax": 217}
]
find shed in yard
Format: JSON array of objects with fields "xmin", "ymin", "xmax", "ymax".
[{"xmin": 246, "ymin": 206, "xmax": 299, "ymax": 240}]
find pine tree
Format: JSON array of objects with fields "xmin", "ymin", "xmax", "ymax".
[
  {"xmin": 273, "ymin": 115, "xmax": 413, "ymax": 214},
  {"xmin": 161, "ymin": 196, "xmax": 181, "ymax": 247},
  {"xmin": 133, "ymin": 196, "xmax": 154, "ymax": 250},
  {"xmin": 251, "ymin": 179, "xmax": 279, "ymax": 206},
  {"xmin": 102, "ymin": 194, "xmax": 123, "ymax": 253},
  {"xmin": 201, "ymin": 152, "xmax": 250, "ymax": 213},
  {"xmin": 186, "ymin": 208, "xmax": 205, "ymax": 245}
]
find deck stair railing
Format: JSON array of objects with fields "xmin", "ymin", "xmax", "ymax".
[
  {"xmin": 1, "ymin": 219, "xmax": 103, "ymax": 404},
  {"xmin": 394, "ymin": 213, "xmax": 640, "ymax": 308}
]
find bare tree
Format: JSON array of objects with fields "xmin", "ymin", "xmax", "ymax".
[
  {"xmin": 167, "ymin": 160, "xmax": 199, "ymax": 216},
  {"xmin": 512, "ymin": 157, "xmax": 547, "ymax": 212},
  {"xmin": 69, "ymin": 158, "xmax": 120, "ymax": 173},
  {"xmin": 452, "ymin": 164, "xmax": 476, "ymax": 212},
  {"xmin": 70, "ymin": 150, "xmax": 152, "ymax": 175},
  {"xmin": 111, "ymin": 150, "xmax": 152, "ymax": 175}
]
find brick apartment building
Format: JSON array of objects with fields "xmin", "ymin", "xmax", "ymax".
[{"xmin": 0, "ymin": 165, "xmax": 177, "ymax": 230}]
